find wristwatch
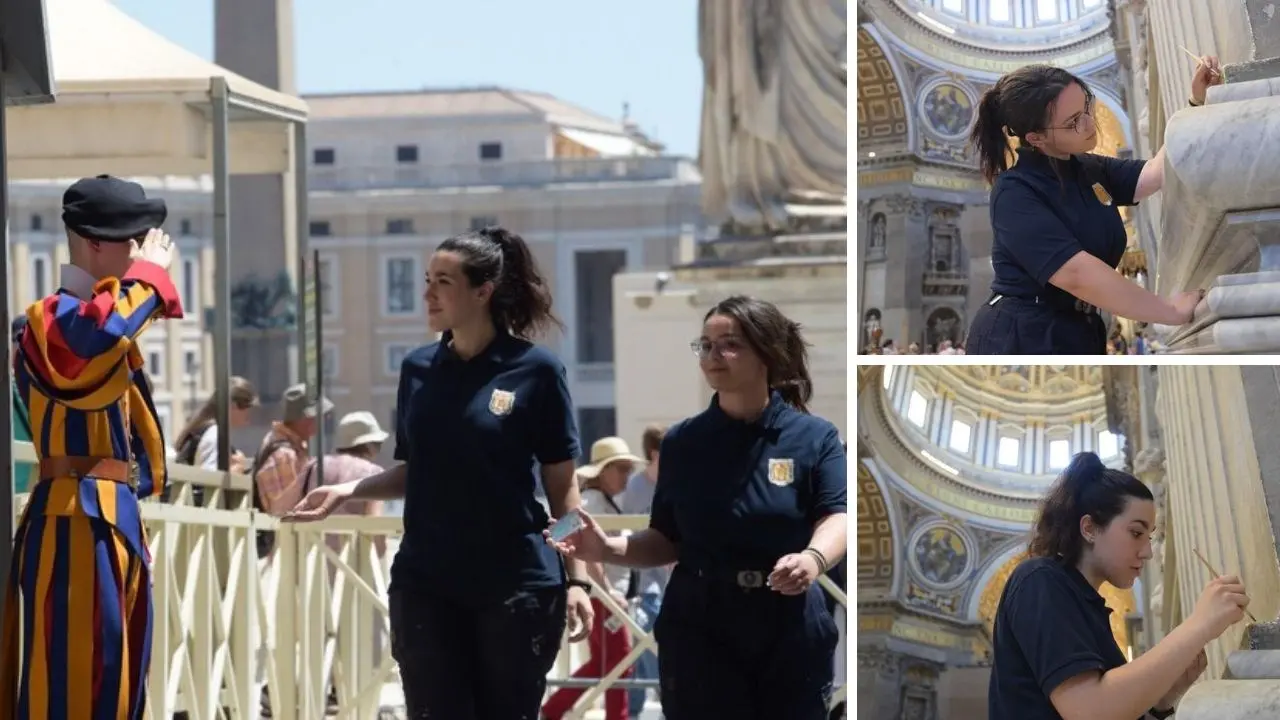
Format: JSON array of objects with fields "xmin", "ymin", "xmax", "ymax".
[{"xmin": 1149, "ymin": 706, "xmax": 1175, "ymax": 719}]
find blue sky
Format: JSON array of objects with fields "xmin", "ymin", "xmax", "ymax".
[{"xmin": 113, "ymin": 0, "xmax": 705, "ymax": 156}]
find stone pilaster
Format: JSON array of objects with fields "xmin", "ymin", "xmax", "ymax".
[{"xmin": 880, "ymin": 194, "xmax": 928, "ymax": 348}]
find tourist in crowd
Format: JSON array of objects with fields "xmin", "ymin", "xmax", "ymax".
[
  {"xmin": 987, "ymin": 452, "xmax": 1248, "ymax": 719},
  {"xmin": 170, "ymin": 375, "xmax": 258, "ymax": 503},
  {"xmin": 964, "ymin": 59, "xmax": 1221, "ymax": 354},
  {"xmin": 622, "ymin": 424, "xmax": 668, "ymax": 718},
  {"xmin": 548, "ymin": 295, "xmax": 847, "ymax": 719},
  {"xmin": 542, "ymin": 437, "xmax": 644, "ymax": 720},
  {"xmin": 284, "ymin": 225, "xmax": 594, "ymax": 720}
]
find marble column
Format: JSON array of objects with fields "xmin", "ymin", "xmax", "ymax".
[
  {"xmin": 856, "ymin": 199, "xmax": 870, "ymax": 348},
  {"xmin": 1153, "ymin": 365, "xmax": 1280, "ymax": 677},
  {"xmin": 880, "ymin": 194, "xmax": 928, "ymax": 349}
]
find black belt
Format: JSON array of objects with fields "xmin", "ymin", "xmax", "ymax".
[
  {"xmin": 680, "ymin": 564, "xmax": 772, "ymax": 590},
  {"xmin": 988, "ymin": 293, "xmax": 1098, "ymax": 315}
]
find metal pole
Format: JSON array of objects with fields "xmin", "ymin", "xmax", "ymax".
[
  {"xmin": 211, "ymin": 77, "xmax": 232, "ymax": 483},
  {"xmin": 312, "ymin": 249, "xmax": 324, "ymax": 480},
  {"xmin": 0, "ymin": 47, "xmax": 14, "ymax": 613},
  {"xmin": 293, "ymin": 121, "xmax": 309, "ymax": 423}
]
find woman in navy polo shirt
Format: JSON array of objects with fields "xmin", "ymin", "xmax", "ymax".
[
  {"xmin": 989, "ymin": 452, "xmax": 1248, "ymax": 720},
  {"xmin": 964, "ymin": 59, "xmax": 1221, "ymax": 355},
  {"xmin": 548, "ymin": 295, "xmax": 847, "ymax": 720},
  {"xmin": 287, "ymin": 226, "xmax": 594, "ymax": 719}
]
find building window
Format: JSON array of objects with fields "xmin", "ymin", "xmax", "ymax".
[
  {"xmin": 384, "ymin": 257, "xmax": 418, "ymax": 316},
  {"xmin": 322, "ymin": 344, "xmax": 339, "ymax": 380},
  {"xmin": 148, "ymin": 350, "xmax": 164, "ymax": 380},
  {"xmin": 184, "ymin": 350, "xmax": 198, "ymax": 376},
  {"xmin": 179, "ymin": 218, "xmax": 193, "ymax": 236},
  {"xmin": 997, "ymin": 437, "xmax": 1021, "ymax": 468},
  {"xmin": 988, "ymin": 0, "xmax": 1013, "ymax": 22},
  {"xmin": 948, "ymin": 420, "xmax": 971, "ymax": 454},
  {"xmin": 154, "ymin": 403, "xmax": 172, "ymax": 440},
  {"xmin": 29, "ymin": 214, "xmax": 42, "ymax": 231},
  {"xmin": 906, "ymin": 391, "xmax": 928, "ymax": 428},
  {"xmin": 883, "ymin": 366, "xmax": 896, "ymax": 390},
  {"xmin": 1098, "ymin": 429, "xmax": 1121, "ymax": 459},
  {"xmin": 181, "ymin": 258, "xmax": 198, "ymax": 313},
  {"xmin": 309, "ymin": 220, "xmax": 332, "ymax": 237},
  {"xmin": 385, "ymin": 343, "xmax": 413, "ymax": 375},
  {"xmin": 1035, "ymin": 0, "xmax": 1059, "ymax": 22},
  {"xmin": 386, "ymin": 218, "xmax": 415, "ymax": 235},
  {"xmin": 1048, "ymin": 439, "xmax": 1071, "ymax": 470},
  {"xmin": 396, "ymin": 145, "xmax": 419, "ymax": 164},
  {"xmin": 574, "ymin": 249, "xmax": 627, "ymax": 363},
  {"xmin": 313, "ymin": 148, "xmax": 336, "ymax": 165},
  {"xmin": 941, "ymin": 0, "xmax": 964, "ymax": 14},
  {"xmin": 577, "ymin": 407, "xmax": 616, "ymax": 450},
  {"xmin": 479, "ymin": 142, "xmax": 503, "ymax": 161},
  {"xmin": 317, "ymin": 255, "xmax": 338, "ymax": 319},
  {"xmin": 31, "ymin": 255, "xmax": 50, "ymax": 301},
  {"xmin": 469, "ymin": 215, "xmax": 498, "ymax": 231}
]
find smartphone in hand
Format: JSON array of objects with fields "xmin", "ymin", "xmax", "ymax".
[{"xmin": 548, "ymin": 510, "xmax": 585, "ymax": 543}]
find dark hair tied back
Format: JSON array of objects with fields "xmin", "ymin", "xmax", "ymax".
[
  {"xmin": 1028, "ymin": 451, "xmax": 1152, "ymax": 564},
  {"xmin": 437, "ymin": 225, "xmax": 562, "ymax": 339},
  {"xmin": 969, "ymin": 64, "xmax": 1093, "ymax": 183},
  {"xmin": 704, "ymin": 296, "xmax": 814, "ymax": 413}
]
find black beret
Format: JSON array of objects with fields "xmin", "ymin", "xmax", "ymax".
[{"xmin": 62, "ymin": 174, "xmax": 167, "ymax": 243}]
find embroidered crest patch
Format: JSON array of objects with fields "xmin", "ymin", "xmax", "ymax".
[
  {"xmin": 488, "ymin": 389, "xmax": 516, "ymax": 416},
  {"xmin": 767, "ymin": 458, "xmax": 795, "ymax": 487}
]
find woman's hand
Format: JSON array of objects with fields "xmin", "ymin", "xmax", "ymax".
[
  {"xmin": 282, "ymin": 483, "xmax": 354, "ymax": 522},
  {"xmin": 1191, "ymin": 55, "xmax": 1223, "ymax": 105},
  {"xmin": 544, "ymin": 508, "xmax": 612, "ymax": 563},
  {"xmin": 229, "ymin": 450, "xmax": 248, "ymax": 474},
  {"xmin": 1188, "ymin": 575, "xmax": 1250, "ymax": 642},
  {"xmin": 1167, "ymin": 289, "xmax": 1204, "ymax": 325},
  {"xmin": 1155, "ymin": 649, "xmax": 1207, "ymax": 712},
  {"xmin": 768, "ymin": 552, "xmax": 822, "ymax": 596},
  {"xmin": 565, "ymin": 585, "xmax": 594, "ymax": 643}
]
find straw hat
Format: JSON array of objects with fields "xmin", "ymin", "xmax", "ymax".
[
  {"xmin": 334, "ymin": 411, "xmax": 389, "ymax": 450},
  {"xmin": 576, "ymin": 437, "xmax": 645, "ymax": 480}
]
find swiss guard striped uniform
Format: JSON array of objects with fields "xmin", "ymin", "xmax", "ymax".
[{"xmin": 0, "ymin": 175, "xmax": 181, "ymax": 720}]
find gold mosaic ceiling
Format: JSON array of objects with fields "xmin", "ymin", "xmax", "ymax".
[
  {"xmin": 931, "ymin": 365, "xmax": 1106, "ymax": 404},
  {"xmin": 857, "ymin": 463, "xmax": 896, "ymax": 591},
  {"xmin": 856, "ymin": 28, "xmax": 908, "ymax": 147}
]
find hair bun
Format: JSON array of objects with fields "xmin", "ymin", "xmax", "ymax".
[{"xmin": 1067, "ymin": 451, "xmax": 1105, "ymax": 474}]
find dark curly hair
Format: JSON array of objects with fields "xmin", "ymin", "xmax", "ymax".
[{"xmin": 1028, "ymin": 451, "xmax": 1152, "ymax": 564}]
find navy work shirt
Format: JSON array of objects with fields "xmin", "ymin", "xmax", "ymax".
[
  {"xmin": 989, "ymin": 147, "xmax": 1146, "ymax": 306},
  {"xmin": 988, "ymin": 556, "xmax": 1131, "ymax": 720},
  {"xmin": 649, "ymin": 392, "xmax": 846, "ymax": 572},
  {"xmin": 390, "ymin": 330, "xmax": 582, "ymax": 602}
]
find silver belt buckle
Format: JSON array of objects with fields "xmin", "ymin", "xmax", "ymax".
[
  {"xmin": 736, "ymin": 571, "xmax": 765, "ymax": 589},
  {"xmin": 987, "ymin": 294, "xmax": 1003, "ymax": 307}
]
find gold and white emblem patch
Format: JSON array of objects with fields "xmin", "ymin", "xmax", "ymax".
[
  {"xmin": 767, "ymin": 458, "xmax": 795, "ymax": 487},
  {"xmin": 488, "ymin": 389, "xmax": 516, "ymax": 417}
]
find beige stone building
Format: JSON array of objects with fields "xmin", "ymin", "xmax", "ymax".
[{"xmin": 5, "ymin": 88, "xmax": 702, "ymax": 457}]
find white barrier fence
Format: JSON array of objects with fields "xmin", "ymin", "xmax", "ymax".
[{"xmin": 9, "ymin": 441, "xmax": 847, "ymax": 718}]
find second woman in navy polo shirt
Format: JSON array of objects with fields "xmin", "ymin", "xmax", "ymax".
[
  {"xmin": 285, "ymin": 226, "xmax": 594, "ymax": 720},
  {"xmin": 548, "ymin": 296, "xmax": 847, "ymax": 720},
  {"xmin": 964, "ymin": 60, "xmax": 1221, "ymax": 355},
  {"xmin": 989, "ymin": 452, "xmax": 1249, "ymax": 720}
]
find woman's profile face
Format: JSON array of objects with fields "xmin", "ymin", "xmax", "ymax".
[
  {"xmin": 1032, "ymin": 82, "xmax": 1099, "ymax": 157},
  {"xmin": 698, "ymin": 314, "xmax": 766, "ymax": 393},
  {"xmin": 424, "ymin": 250, "xmax": 489, "ymax": 333},
  {"xmin": 1085, "ymin": 496, "xmax": 1156, "ymax": 589}
]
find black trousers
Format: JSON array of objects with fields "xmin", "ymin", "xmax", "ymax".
[
  {"xmin": 965, "ymin": 296, "xmax": 1106, "ymax": 355},
  {"xmin": 389, "ymin": 584, "xmax": 566, "ymax": 720},
  {"xmin": 654, "ymin": 567, "xmax": 839, "ymax": 720}
]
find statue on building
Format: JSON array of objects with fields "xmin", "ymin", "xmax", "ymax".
[{"xmin": 697, "ymin": 0, "xmax": 847, "ymax": 235}]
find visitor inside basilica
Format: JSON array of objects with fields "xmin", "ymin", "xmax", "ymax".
[
  {"xmin": 857, "ymin": 364, "xmax": 1280, "ymax": 719},
  {"xmin": 857, "ymin": 0, "xmax": 1280, "ymax": 355}
]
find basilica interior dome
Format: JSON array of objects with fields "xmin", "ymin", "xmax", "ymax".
[{"xmin": 888, "ymin": 0, "xmax": 1112, "ymax": 53}]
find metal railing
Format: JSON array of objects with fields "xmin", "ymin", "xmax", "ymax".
[{"xmin": 8, "ymin": 440, "xmax": 847, "ymax": 719}]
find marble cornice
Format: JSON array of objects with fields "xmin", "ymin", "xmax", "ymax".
[{"xmin": 864, "ymin": 0, "xmax": 1115, "ymax": 75}]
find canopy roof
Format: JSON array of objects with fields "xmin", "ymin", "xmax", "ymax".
[{"xmin": 6, "ymin": 0, "xmax": 308, "ymax": 179}]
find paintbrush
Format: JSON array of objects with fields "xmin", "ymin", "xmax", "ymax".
[
  {"xmin": 1179, "ymin": 46, "xmax": 1225, "ymax": 82},
  {"xmin": 1191, "ymin": 547, "xmax": 1257, "ymax": 622}
]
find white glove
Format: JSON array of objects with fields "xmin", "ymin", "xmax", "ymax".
[{"xmin": 131, "ymin": 227, "xmax": 175, "ymax": 271}]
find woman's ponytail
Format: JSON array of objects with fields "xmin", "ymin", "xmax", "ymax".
[
  {"xmin": 971, "ymin": 84, "xmax": 1012, "ymax": 184},
  {"xmin": 1028, "ymin": 451, "xmax": 1152, "ymax": 563},
  {"xmin": 437, "ymin": 225, "xmax": 563, "ymax": 340},
  {"xmin": 776, "ymin": 320, "xmax": 814, "ymax": 413}
]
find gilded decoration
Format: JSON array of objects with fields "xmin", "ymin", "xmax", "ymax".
[
  {"xmin": 856, "ymin": 28, "xmax": 909, "ymax": 146},
  {"xmin": 857, "ymin": 463, "xmax": 897, "ymax": 589},
  {"xmin": 910, "ymin": 522, "xmax": 972, "ymax": 589}
]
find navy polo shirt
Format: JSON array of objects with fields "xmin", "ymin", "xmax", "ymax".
[
  {"xmin": 989, "ymin": 147, "xmax": 1146, "ymax": 306},
  {"xmin": 988, "ymin": 556, "xmax": 1130, "ymax": 720},
  {"xmin": 389, "ymin": 330, "xmax": 582, "ymax": 602},
  {"xmin": 649, "ymin": 392, "xmax": 846, "ymax": 572}
]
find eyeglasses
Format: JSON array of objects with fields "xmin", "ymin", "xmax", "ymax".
[
  {"xmin": 690, "ymin": 338, "xmax": 745, "ymax": 359},
  {"xmin": 1045, "ymin": 97, "xmax": 1096, "ymax": 135}
]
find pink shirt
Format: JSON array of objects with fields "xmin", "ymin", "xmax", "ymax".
[{"xmin": 301, "ymin": 453, "xmax": 385, "ymax": 517}]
